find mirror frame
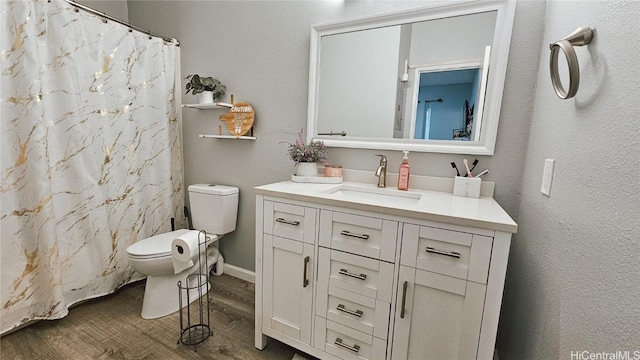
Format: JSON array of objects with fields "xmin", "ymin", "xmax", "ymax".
[{"xmin": 307, "ymin": 0, "xmax": 516, "ymax": 155}]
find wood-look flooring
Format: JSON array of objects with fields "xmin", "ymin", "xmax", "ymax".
[{"xmin": 0, "ymin": 274, "xmax": 301, "ymax": 360}]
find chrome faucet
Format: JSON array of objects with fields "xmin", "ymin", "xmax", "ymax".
[{"xmin": 375, "ymin": 154, "xmax": 387, "ymax": 188}]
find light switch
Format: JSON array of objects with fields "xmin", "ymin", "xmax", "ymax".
[{"xmin": 541, "ymin": 159, "xmax": 555, "ymax": 196}]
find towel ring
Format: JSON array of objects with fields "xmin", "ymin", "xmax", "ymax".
[{"xmin": 549, "ymin": 26, "xmax": 594, "ymax": 99}]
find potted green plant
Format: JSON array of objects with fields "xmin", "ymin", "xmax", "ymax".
[
  {"xmin": 184, "ymin": 74, "xmax": 226, "ymax": 104},
  {"xmin": 284, "ymin": 129, "xmax": 327, "ymax": 177}
]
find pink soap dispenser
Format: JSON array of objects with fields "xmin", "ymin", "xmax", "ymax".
[{"xmin": 398, "ymin": 151, "xmax": 410, "ymax": 191}]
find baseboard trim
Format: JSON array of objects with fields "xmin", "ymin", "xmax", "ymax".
[{"xmin": 223, "ymin": 264, "xmax": 255, "ymax": 284}]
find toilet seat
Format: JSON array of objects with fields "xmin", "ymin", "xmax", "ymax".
[{"xmin": 127, "ymin": 229, "xmax": 218, "ymax": 260}]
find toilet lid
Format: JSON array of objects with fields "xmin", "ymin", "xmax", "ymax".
[{"xmin": 127, "ymin": 229, "xmax": 194, "ymax": 258}]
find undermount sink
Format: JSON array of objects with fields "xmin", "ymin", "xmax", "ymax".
[{"xmin": 323, "ymin": 183, "xmax": 422, "ymax": 206}]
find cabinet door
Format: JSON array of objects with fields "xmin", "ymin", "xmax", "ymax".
[
  {"xmin": 391, "ymin": 266, "xmax": 486, "ymax": 360},
  {"xmin": 262, "ymin": 234, "xmax": 314, "ymax": 344}
]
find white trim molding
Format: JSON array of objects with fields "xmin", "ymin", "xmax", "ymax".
[{"xmin": 222, "ymin": 264, "xmax": 255, "ymax": 284}]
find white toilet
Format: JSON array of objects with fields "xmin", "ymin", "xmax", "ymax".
[{"xmin": 126, "ymin": 184, "xmax": 239, "ymax": 319}]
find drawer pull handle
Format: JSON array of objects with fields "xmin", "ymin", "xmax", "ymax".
[
  {"xmin": 303, "ymin": 256, "xmax": 310, "ymax": 287},
  {"xmin": 400, "ymin": 281, "xmax": 408, "ymax": 319},
  {"xmin": 337, "ymin": 304, "xmax": 363, "ymax": 318},
  {"xmin": 339, "ymin": 268, "xmax": 367, "ymax": 281},
  {"xmin": 276, "ymin": 217, "xmax": 300, "ymax": 226},
  {"xmin": 426, "ymin": 246, "xmax": 461, "ymax": 259},
  {"xmin": 334, "ymin": 338, "xmax": 360, "ymax": 353},
  {"xmin": 340, "ymin": 230, "xmax": 369, "ymax": 240}
]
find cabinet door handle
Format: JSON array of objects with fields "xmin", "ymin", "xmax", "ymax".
[
  {"xmin": 337, "ymin": 304, "xmax": 363, "ymax": 318},
  {"xmin": 276, "ymin": 217, "xmax": 300, "ymax": 226},
  {"xmin": 400, "ymin": 281, "xmax": 408, "ymax": 319},
  {"xmin": 303, "ymin": 256, "xmax": 310, "ymax": 288},
  {"xmin": 334, "ymin": 338, "xmax": 360, "ymax": 353},
  {"xmin": 426, "ymin": 246, "xmax": 461, "ymax": 259},
  {"xmin": 340, "ymin": 230, "xmax": 369, "ymax": 240},
  {"xmin": 338, "ymin": 268, "xmax": 367, "ymax": 281}
]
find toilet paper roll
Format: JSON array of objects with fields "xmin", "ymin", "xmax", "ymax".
[{"xmin": 171, "ymin": 230, "xmax": 202, "ymax": 274}]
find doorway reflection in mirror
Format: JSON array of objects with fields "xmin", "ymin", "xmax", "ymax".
[{"xmin": 412, "ymin": 68, "xmax": 479, "ymax": 140}]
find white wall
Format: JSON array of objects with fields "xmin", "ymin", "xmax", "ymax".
[
  {"xmin": 498, "ymin": 0, "xmax": 640, "ymax": 358},
  {"xmin": 318, "ymin": 26, "xmax": 400, "ymax": 138},
  {"xmin": 409, "ymin": 10, "xmax": 496, "ymax": 65},
  {"xmin": 76, "ymin": 0, "xmax": 128, "ymax": 22}
]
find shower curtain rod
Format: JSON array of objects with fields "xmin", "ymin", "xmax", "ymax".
[{"xmin": 61, "ymin": 0, "xmax": 180, "ymax": 46}]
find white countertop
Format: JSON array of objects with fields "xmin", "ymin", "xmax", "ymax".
[{"xmin": 255, "ymin": 181, "xmax": 517, "ymax": 234}]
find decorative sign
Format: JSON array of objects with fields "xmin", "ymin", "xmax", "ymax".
[{"xmin": 219, "ymin": 102, "xmax": 254, "ymax": 137}]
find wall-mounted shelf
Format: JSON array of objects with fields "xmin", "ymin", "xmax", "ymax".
[
  {"xmin": 183, "ymin": 102, "xmax": 233, "ymax": 109},
  {"xmin": 199, "ymin": 134, "xmax": 256, "ymax": 140},
  {"xmin": 185, "ymin": 96, "xmax": 256, "ymax": 140}
]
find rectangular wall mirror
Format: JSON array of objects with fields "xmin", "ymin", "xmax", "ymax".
[{"xmin": 306, "ymin": 0, "xmax": 516, "ymax": 155}]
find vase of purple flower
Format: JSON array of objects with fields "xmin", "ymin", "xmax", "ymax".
[{"xmin": 284, "ymin": 129, "xmax": 328, "ymax": 177}]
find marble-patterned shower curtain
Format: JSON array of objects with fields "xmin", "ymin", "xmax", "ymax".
[{"xmin": 0, "ymin": 0, "xmax": 184, "ymax": 334}]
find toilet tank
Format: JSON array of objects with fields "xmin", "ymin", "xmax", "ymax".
[{"xmin": 188, "ymin": 184, "xmax": 239, "ymax": 234}]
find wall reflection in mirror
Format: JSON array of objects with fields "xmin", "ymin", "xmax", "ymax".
[
  {"xmin": 317, "ymin": 11, "xmax": 495, "ymax": 141},
  {"xmin": 309, "ymin": 1, "xmax": 516, "ymax": 154}
]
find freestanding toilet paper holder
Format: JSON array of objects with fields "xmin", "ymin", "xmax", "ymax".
[{"xmin": 177, "ymin": 230, "xmax": 212, "ymax": 350}]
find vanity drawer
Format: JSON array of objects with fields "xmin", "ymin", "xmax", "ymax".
[
  {"xmin": 400, "ymin": 224, "xmax": 492, "ymax": 284},
  {"xmin": 316, "ymin": 282, "xmax": 390, "ymax": 339},
  {"xmin": 263, "ymin": 201, "xmax": 317, "ymax": 244},
  {"xmin": 318, "ymin": 247, "xmax": 394, "ymax": 303},
  {"xmin": 319, "ymin": 210, "xmax": 398, "ymax": 262},
  {"xmin": 314, "ymin": 317, "xmax": 387, "ymax": 360}
]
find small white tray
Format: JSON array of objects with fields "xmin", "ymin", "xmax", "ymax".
[{"xmin": 291, "ymin": 174, "xmax": 343, "ymax": 184}]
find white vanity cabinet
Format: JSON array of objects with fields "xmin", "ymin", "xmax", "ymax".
[
  {"xmin": 260, "ymin": 201, "xmax": 317, "ymax": 345},
  {"xmin": 391, "ymin": 224, "xmax": 493, "ymax": 359},
  {"xmin": 255, "ymin": 181, "xmax": 516, "ymax": 360}
]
